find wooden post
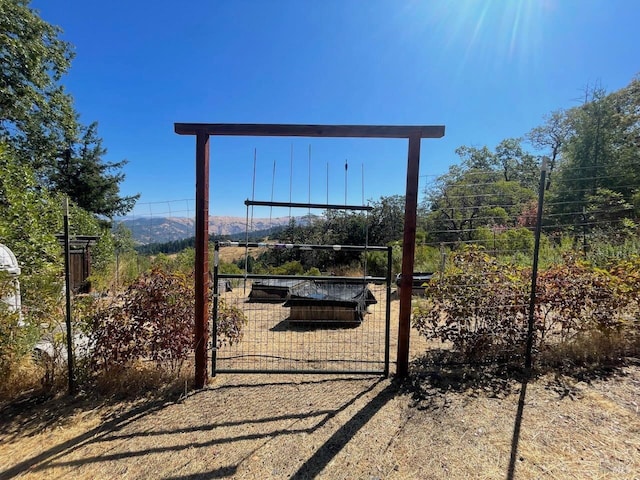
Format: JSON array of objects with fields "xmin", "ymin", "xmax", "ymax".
[
  {"xmin": 396, "ymin": 135, "xmax": 421, "ymax": 377},
  {"xmin": 194, "ymin": 132, "xmax": 210, "ymax": 388}
]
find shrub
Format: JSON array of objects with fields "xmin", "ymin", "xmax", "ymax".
[
  {"xmin": 219, "ymin": 261, "xmax": 242, "ymax": 275},
  {"xmin": 364, "ymin": 251, "xmax": 387, "ymax": 277},
  {"xmin": 271, "ymin": 260, "xmax": 304, "ymax": 276},
  {"xmin": 414, "ymin": 244, "xmax": 442, "ymax": 273},
  {"xmin": 413, "ymin": 246, "xmax": 640, "ymax": 366},
  {"xmin": 535, "ymin": 256, "xmax": 622, "ymax": 345},
  {"xmin": 214, "ymin": 298, "xmax": 246, "ymax": 348},
  {"xmin": 412, "ymin": 246, "xmax": 529, "ymax": 362},
  {"xmin": 90, "ymin": 268, "xmax": 246, "ymax": 373}
]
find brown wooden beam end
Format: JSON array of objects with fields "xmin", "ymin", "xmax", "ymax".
[
  {"xmin": 396, "ymin": 135, "xmax": 422, "ymax": 378},
  {"xmin": 194, "ymin": 132, "xmax": 210, "ymax": 389},
  {"xmin": 175, "ymin": 123, "xmax": 445, "ymax": 139}
]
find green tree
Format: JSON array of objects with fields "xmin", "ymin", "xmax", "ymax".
[
  {"xmin": 549, "ymin": 79, "xmax": 640, "ymax": 229},
  {"xmin": 527, "ymin": 109, "xmax": 571, "ymax": 190},
  {"xmin": 494, "ymin": 138, "xmax": 540, "ymax": 190},
  {"xmin": 424, "ymin": 165, "xmax": 535, "ymax": 243},
  {"xmin": 454, "ymin": 145, "xmax": 496, "ymax": 170},
  {"xmin": 368, "ymin": 195, "xmax": 405, "ymax": 245},
  {"xmin": 50, "ymin": 123, "xmax": 139, "ymax": 217},
  {"xmin": 0, "ymin": 1, "xmax": 138, "ymax": 217},
  {"xmin": 0, "ymin": 0, "xmax": 76, "ymax": 168},
  {"xmin": 0, "ymin": 145, "xmax": 61, "ymax": 275}
]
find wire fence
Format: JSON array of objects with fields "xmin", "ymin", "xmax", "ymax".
[
  {"xmin": 414, "ymin": 161, "xmax": 639, "ymax": 368},
  {"xmin": 420, "ymin": 165, "xmax": 639, "ymax": 269},
  {"xmin": 117, "ymin": 199, "xmax": 195, "ymax": 246},
  {"xmin": 109, "ymin": 162, "xmax": 639, "ymax": 372},
  {"xmin": 213, "ymin": 243, "xmax": 392, "ymax": 375}
]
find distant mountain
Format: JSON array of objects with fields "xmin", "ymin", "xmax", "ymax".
[{"xmin": 119, "ymin": 216, "xmax": 304, "ymax": 245}]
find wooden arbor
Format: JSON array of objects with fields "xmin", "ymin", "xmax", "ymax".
[{"xmin": 174, "ymin": 123, "xmax": 445, "ymax": 388}]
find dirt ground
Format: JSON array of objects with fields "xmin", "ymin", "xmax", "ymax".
[
  {"xmin": 1, "ymin": 364, "xmax": 639, "ymax": 479},
  {"xmin": 1, "ymin": 293, "xmax": 639, "ymax": 479}
]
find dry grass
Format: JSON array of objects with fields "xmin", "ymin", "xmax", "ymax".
[
  {"xmin": 218, "ymin": 246, "xmax": 266, "ymax": 264},
  {"xmin": 0, "ymin": 356, "xmax": 48, "ymax": 402},
  {"xmin": 91, "ymin": 361, "xmax": 193, "ymax": 400},
  {"xmin": 1, "ymin": 357, "xmax": 639, "ymax": 479}
]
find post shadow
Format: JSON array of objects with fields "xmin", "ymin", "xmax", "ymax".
[
  {"xmin": 290, "ymin": 381, "xmax": 398, "ymax": 479},
  {"xmin": 506, "ymin": 375, "xmax": 529, "ymax": 480}
]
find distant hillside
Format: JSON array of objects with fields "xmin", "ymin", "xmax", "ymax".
[{"xmin": 119, "ymin": 215, "xmax": 305, "ymax": 245}]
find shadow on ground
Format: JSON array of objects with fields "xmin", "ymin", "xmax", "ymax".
[
  {"xmin": 0, "ymin": 376, "xmax": 397, "ymax": 479},
  {"xmin": 403, "ymin": 348, "xmax": 631, "ymax": 410},
  {"xmin": 404, "ymin": 348, "xmax": 633, "ymax": 480}
]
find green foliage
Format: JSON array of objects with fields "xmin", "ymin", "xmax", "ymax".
[
  {"xmin": 368, "ymin": 195, "xmax": 405, "ymax": 245},
  {"xmin": 50, "ymin": 123, "xmax": 139, "ymax": 217},
  {"xmin": 0, "ymin": 0, "xmax": 75, "ymax": 165},
  {"xmin": 526, "ymin": 109, "xmax": 571, "ymax": 190},
  {"xmin": 214, "ymin": 298, "xmax": 247, "ymax": 349},
  {"xmin": 365, "ymin": 244, "xmax": 401, "ymax": 277},
  {"xmin": 548, "ymin": 80, "xmax": 640, "ymax": 230},
  {"xmin": 0, "ymin": 145, "xmax": 62, "ymax": 276},
  {"xmin": 235, "ymin": 254, "xmax": 256, "ymax": 273},
  {"xmin": 365, "ymin": 251, "xmax": 388, "ymax": 277},
  {"xmin": 414, "ymin": 244, "xmax": 441, "ymax": 273},
  {"xmin": 0, "ymin": 272, "xmax": 29, "ymax": 378},
  {"xmin": 112, "ymin": 221, "xmax": 136, "ymax": 254},
  {"xmin": 0, "ymin": 2, "xmax": 137, "ymax": 217},
  {"xmin": 498, "ymin": 227, "xmax": 536, "ymax": 254},
  {"xmin": 586, "ymin": 236, "xmax": 640, "ymax": 267},
  {"xmin": 424, "ymin": 164, "xmax": 536, "ymax": 244},
  {"xmin": 219, "ymin": 261, "xmax": 242, "ymax": 275},
  {"xmin": 271, "ymin": 260, "xmax": 305, "ymax": 276}
]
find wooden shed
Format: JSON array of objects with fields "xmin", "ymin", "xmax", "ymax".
[{"xmin": 56, "ymin": 235, "xmax": 98, "ymax": 294}]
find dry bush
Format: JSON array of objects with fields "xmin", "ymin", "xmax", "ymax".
[
  {"xmin": 540, "ymin": 330, "xmax": 632, "ymax": 369},
  {"xmin": 412, "ymin": 246, "xmax": 530, "ymax": 362},
  {"xmin": 89, "ymin": 268, "xmax": 195, "ymax": 373},
  {"xmin": 89, "ymin": 267, "xmax": 246, "ymax": 375},
  {"xmin": 413, "ymin": 247, "xmax": 639, "ymax": 367}
]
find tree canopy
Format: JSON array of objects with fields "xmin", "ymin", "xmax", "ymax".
[
  {"xmin": 422, "ymin": 76, "xmax": 640, "ymax": 248},
  {"xmin": 0, "ymin": 0, "xmax": 138, "ymax": 218}
]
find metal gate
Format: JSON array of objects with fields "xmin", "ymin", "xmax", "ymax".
[{"xmin": 212, "ymin": 242, "xmax": 392, "ymax": 375}]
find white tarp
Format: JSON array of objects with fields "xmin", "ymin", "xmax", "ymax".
[{"xmin": 0, "ymin": 243, "xmax": 21, "ymax": 314}]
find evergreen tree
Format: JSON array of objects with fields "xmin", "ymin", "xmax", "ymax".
[{"xmin": 50, "ymin": 122, "xmax": 139, "ymax": 217}]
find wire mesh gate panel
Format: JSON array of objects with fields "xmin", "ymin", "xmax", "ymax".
[{"xmin": 212, "ymin": 243, "xmax": 392, "ymax": 375}]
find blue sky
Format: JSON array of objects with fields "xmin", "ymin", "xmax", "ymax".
[{"xmin": 34, "ymin": 0, "xmax": 640, "ymax": 218}]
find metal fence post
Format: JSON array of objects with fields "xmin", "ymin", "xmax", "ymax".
[
  {"xmin": 525, "ymin": 158, "xmax": 548, "ymax": 371},
  {"xmin": 212, "ymin": 242, "xmax": 219, "ymax": 377},
  {"xmin": 62, "ymin": 197, "xmax": 76, "ymax": 395}
]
